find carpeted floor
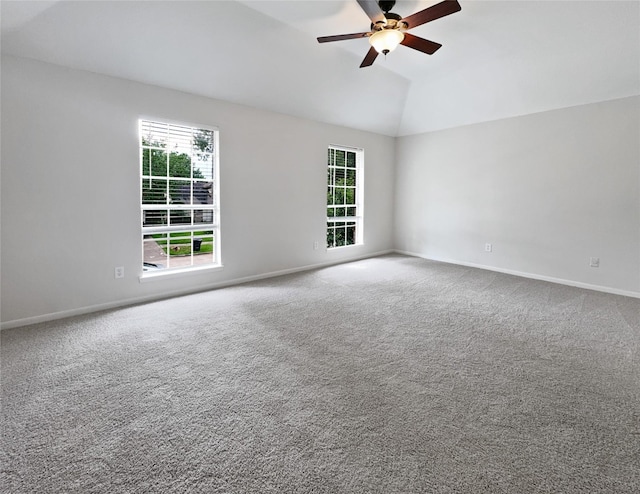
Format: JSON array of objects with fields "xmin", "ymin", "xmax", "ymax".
[{"xmin": 2, "ymin": 254, "xmax": 639, "ymax": 493}]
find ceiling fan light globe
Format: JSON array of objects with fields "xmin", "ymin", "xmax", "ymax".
[{"xmin": 369, "ymin": 29, "xmax": 404, "ymax": 55}]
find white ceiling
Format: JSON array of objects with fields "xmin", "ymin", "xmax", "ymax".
[{"xmin": 2, "ymin": 0, "xmax": 639, "ymax": 136}]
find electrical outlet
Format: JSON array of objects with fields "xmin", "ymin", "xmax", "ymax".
[
  {"xmin": 590, "ymin": 257, "xmax": 600, "ymax": 268},
  {"xmin": 313, "ymin": 240, "xmax": 319, "ymax": 250},
  {"xmin": 114, "ymin": 266, "xmax": 125, "ymax": 279},
  {"xmin": 485, "ymin": 243, "xmax": 492, "ymax": 252}
]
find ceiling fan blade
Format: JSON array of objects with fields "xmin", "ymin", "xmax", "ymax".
[
  {"xmin": 360, "ymin": 46, "xmax": 379, "ymax": 68},
  {"xmin": 317, "ymin": 32, "xmax": 370, "ymax": 43},
  {"xmin": 357, "ymin": 0, "xmax": 386, "ymax": 25},
  {"xmin": 401, "ymin": 0, "xmax": 461, "ymax": 29},
  {"xmin": 400, "ymin": 33, "xmax": 442, "ymax": 55}
]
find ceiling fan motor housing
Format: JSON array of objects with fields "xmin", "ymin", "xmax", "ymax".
[{"xmin": 371, "ymin": 12, "xmax": 406, "ymax": 32}]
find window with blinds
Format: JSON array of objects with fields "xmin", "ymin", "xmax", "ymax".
[
  {"xmin": 327, "ymin": 145, "xmax": 363, "ymax": 248},
  {"xmin": 140, "ymin": 120, "xmax": 220, "ymax": 274}
]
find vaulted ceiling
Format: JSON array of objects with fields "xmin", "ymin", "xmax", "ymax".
[{"xmin": 2, "ymin": 1, "xmax": 639, "ymax": 136}]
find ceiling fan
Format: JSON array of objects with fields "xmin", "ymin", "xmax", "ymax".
[{"xmin": 317, "ymin": 0, "xmax": 462, "ymax": 68}]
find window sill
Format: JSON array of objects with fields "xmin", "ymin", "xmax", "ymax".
[
  {"xmin": 327, "ymin": 243, "xmax": 363, "ymax": 251},
  {"xmin": 139, "ymin": 264, "xmax": 224, "ymax": 283}
]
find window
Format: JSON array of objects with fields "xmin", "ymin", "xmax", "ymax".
[
  {"xmin": 140, "ymin": 120, "xmax": 220, "ymax": 274},
  {"xmin": 326, "ymin": 145, "xmax": 363, "ymax": 248}
]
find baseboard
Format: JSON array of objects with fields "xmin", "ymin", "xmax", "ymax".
[
  {"xmin": 395, "ymin": 249, "xmax": 640, "ymax": 299},
  {"xmin": 1, "ymin": 249, "xmax": 394, "ymax": 330}
]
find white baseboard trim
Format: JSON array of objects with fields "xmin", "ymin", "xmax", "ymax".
[
  {"xmin": 395, "ymin": 249, "xmax": 640, "ymax": 299},
  {"xmin": 1, "ymin": 249, "xmax": 394, "ymax": 330}
]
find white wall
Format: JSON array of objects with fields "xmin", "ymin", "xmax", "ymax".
[
  {"xmin": 395, "ymin": 96, "xmax": 640, "ymax": 295},
  {"xmin": 1, "ymin": 56, "xmax": 396, "ymax": 327},
  {"xmin": 3, "ymin": 56, "xmax": 638, "ymax": 329}
]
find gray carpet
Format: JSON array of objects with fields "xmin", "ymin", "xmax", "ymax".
[{"xmin": 2, "ymin": 254, "xmax": 639, "ymax": 493}]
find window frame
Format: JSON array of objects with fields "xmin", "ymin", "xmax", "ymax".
[
  {"xmin": 139, "ymin": 118, "xmax": 221, "ymax": 278},
  {"xmin": 326, "ymin": 144, "xmax": 364, "ymax": 249}
]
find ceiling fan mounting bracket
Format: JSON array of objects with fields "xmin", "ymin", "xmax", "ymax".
[{"xmin": 378, "ymin": 0, "xmax": 396, "ymax": 13}]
